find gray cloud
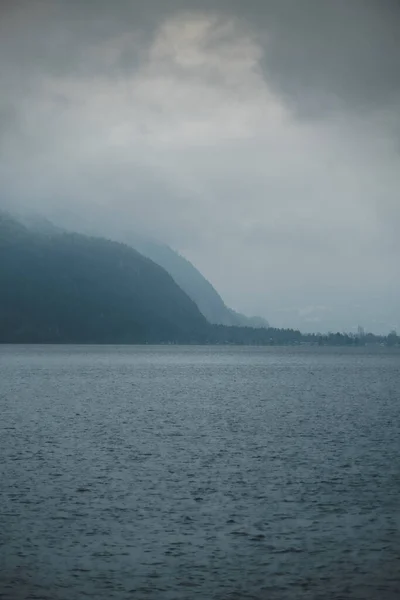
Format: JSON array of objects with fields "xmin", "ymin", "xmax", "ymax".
[
  {"xmin": 244, "ymin": 0, "xmax": 400, "ymax": 117},
  {"xmin": 2, "ymin": 1, "xmax": 399, "ymax": 112},
  {"xmin": 0, "ymin": 0, "xmax": 399, "ymax": 333}
]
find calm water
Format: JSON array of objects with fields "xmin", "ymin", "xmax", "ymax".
[{"xmin": 1, "ymin": 345, "xmax": 399, "ymax": 600}]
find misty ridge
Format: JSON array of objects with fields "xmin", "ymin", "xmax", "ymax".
[{"xmin": 0, "ymin": 209, "xmax": 398, "ymax": 347}]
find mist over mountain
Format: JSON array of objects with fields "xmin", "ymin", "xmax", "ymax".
[
  {"xmin": 1, "ymin": 210, "xmax": 396, "ymax": 347},
  {"xmin": 16, "ymin": 207, "xmax": 269, "ymax": 329},
  {"xmin": 0, "ymin": 211, "xmax": 208, "ymax": 343},
  {"xmin": 1, "ymin": 1, "xmax": 398, "ymax": 334},
  {"xmin": 118, "ymin": 233, "xmax": 269, "ymax": 328}
]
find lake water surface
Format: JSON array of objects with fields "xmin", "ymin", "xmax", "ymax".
[{"xmin": 1, "ymin": 345, "xmax": 399, "ymax": 599}]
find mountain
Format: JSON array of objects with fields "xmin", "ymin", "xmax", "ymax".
[
  {"xmin": 0, "ymin": 212, "xmax": 209, "ymax": 343},
  {"xmin": 12, "ymin": 210, "xmax": 269, "ymax": 328},
  {"xmin": 0, "ymin": 212, "xmax": 393, "ymax": 347},
  {"xmin": 123, "ymin": 234, "xmax": 269, "ymax": 328}
]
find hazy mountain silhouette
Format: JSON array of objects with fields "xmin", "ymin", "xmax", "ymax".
[
  {"xmin": 0, "ymin": 212, "xmax": 208, "ymax": 343},
  {"xmin": 2, "ymin": 210, "xmax": 392, "ymax": 346},
  {"xmin": 124, "ymin": 234, "xmax": 269, "ymax": 328},
  {"xmin": 15, "ymin": 211, "xmax": 269, "ymax": 328},
  {"xmin": 10, "ymin": 209, "xmax": 269, "ymax": 328}
]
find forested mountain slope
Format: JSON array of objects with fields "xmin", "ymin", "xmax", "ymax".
[{"xmin": 0, "ymin": 212, "xmax": 208, "ymax": 343}]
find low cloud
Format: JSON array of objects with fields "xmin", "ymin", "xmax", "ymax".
[{"xmin": 0, "ymin": 1, "xmax": 399, "ymax": 332}]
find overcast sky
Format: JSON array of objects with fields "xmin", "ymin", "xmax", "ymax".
[{"xmin": 1, "ymin": 0, "xmax": 399, "ymax": 333}]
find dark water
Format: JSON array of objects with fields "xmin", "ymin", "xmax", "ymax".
[{"xmin": 1, "ymin": 345, "xmax": 400, "ymax": 600}]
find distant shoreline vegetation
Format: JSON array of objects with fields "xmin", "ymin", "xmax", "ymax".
[
  {"xmin": 1, "ymin": 326, "xmax": 398, "ymax": 347},
  {"xmin": 207, "ymin": 327, "xmax": 399, "ymax": 348}
]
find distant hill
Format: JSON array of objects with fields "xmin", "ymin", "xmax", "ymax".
[
  {"xmin": 0, "ymin": 212, "xmax": 208, "ymax": 343},
  {"xmin": 124, "ymin": 234, "xmax": 269, "ymax": 328},
  {"xmin": 12, "ymin": 211, "xmax": 269, "ymax": 328},
  {"xmin": 0, "ymin": 211, "xmax": 393, "ymax": 347}
]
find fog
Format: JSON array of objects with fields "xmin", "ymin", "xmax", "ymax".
[{"xmin": 1, "ymin": 0, "xmax": 399, "ymax": 333}]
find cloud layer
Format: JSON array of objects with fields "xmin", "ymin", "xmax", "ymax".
[{"xmin": 1, "ymin": 0, "xmax": 399, "ymax": 332}]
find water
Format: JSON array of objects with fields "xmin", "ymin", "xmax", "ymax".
[{"xmin": 1, "ymin": 345, "xmax": 399, "ymax": 600}]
